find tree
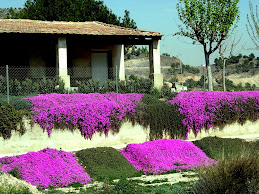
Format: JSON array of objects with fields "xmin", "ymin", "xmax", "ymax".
[
  {"xmin": 247, "ymin": 0, "xmax": 259, "ymax": 49},
  {"xmin": 141, "ymin": 46, "xmax": 149, "ymax": 57},
  {"xmin": 162, "ymin": 53, "xmax": 171, "ymax": 57},
  {"xmin": 175, "ymin": 0, "xmax": 240, "ymax": 91},
  {"xmin": 219, "ymin": 35, "xmax": 241, "ymax": 91},
  {"xmin": 121, "ymin": 10, "xmax": 137, "ymax": 29},
  {"xmin": 248, "ymin": 53, "xmax": 255, "ymax": 61},
  {"xmin": 8, "ymin": 0, "xmax": 137, "ymax": 29}
]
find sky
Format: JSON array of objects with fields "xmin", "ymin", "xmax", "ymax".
[{"xmin": 1, "ymin": 0, "xmax": 259, "ymax": 66}]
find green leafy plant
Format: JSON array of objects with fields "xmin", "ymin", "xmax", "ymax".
[
  {"xmin": 0, "ymin": 76, "xmax": 65, "ymax": 96},
  {"xmin": 76, "ymin": 79, "xmax": 100, "ymax": 93},
  {"xmin": 112, "ymin": 178, "xmax": 144, "ymax": 194},
  {"xmin": 160, "ymin": 85, "xmax": 177, "ymax": 100},
  {"xmin": 151, "ymin": 183, "xmax": 188, "ymax": 194},
  {"xmin": 126, "ymin": 94, "xmax": 186, "ymax": 140},
  {"xmin": 192, "ymin": 154, "xmax": 259, "ymax": 194},
  {"xmin": 150, "ymin": 87, "xmax": 161, "ymax": 99},
  {"xmin": 0, "ymin": 103, "xmax": 27, "ymax": 140},
  {"xmin": 8, "ymin": 167, "xmax": 22, "ymax": 179},
  {"xmin": 0, "ymin": 184, "xmax": 32, "ymax": 194}
]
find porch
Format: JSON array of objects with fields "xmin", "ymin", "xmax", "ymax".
[{"xmin": 0, "ymin": 19, "xmax": 164, "ymax": 89}]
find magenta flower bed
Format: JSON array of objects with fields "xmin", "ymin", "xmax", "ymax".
[
  {"xmin": 0, "ymin": 148, "xmax": 93, "ymax": 189},
  {"xmin": 167, "ymin": 91, "xmax": 259, "ymax": 138},
  {"xmin": 27, "ymin": 93, "xmax": 143, "ymax": 139},
  {"xmin": 120, "ymin": 139, "xmax": 216, "ymax": 174}
]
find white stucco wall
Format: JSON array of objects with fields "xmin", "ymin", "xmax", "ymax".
[
  {"xmin": 0, "ymin": 119, "xmax": 258, "ymax": 158},
  {"xmin": 0, "ymin": 121, "xmax": 149, "ymax": 157},
  {"xmin": 187, "ymin": 120, "xmax": 259, "ymax": 141}
]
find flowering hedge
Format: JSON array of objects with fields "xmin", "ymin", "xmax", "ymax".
[
  {"xmin": 120, "ymin": 139, "xmax": 216, "ymax": 174},
  {"xmin": 167, "ymin": 91, "xmax": 259, "ymax": 138},
  {"xmin": 0, "ymin": 148, "xmax": 93, "ymax": 189},
  {"xmin": 27, "ymin": 93, "xmax": 143, "ymax": 139}
]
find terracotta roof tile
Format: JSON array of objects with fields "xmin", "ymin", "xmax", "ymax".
[{"xmin": 0, "ymin": 19, "xmax": 163, "ymax": 37}]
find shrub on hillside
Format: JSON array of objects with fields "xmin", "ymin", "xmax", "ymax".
[
  {"xmin": 192, "ymin": 154, "xmax": 259, "ymax": 194},
  {"xmin": 75, "ymin": 147, "xmax": 141, "ymax": 181}
]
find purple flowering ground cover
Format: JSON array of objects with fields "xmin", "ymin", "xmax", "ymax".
[
  {"xmin": 0, "ymin": 148, "xmax": 93, "ymax": 189},
  {"xmin": 121, "ymin": 139, "xmax": 216, "ymax": 174},
  {"xmin": 27, "ymin": 93, "xmax": 143, "ymax": 139},
  {"xmin": 167, "ymin": 91, "xmax": 259, "ymax": 138}
]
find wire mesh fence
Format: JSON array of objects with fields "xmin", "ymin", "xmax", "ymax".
[{"xmin": 0, "ymin": 65, "xmax": 177, "ymax": 109}]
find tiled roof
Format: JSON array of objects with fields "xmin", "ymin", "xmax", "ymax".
[{"xmin": 0, "ymin": 19, "xmax": 162, "ymax": 37}]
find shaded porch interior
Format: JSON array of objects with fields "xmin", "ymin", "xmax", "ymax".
[{"xmin": 0, "ymin": 33, "xmax": 162, "ymax": 88}]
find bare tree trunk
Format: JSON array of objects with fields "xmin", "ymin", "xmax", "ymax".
[
  {"xmin": 223, "ymin": 59, "xmax": 226, "ymax": 91},
  {"xmin": 205, "ymin": 52, "xmax": 213, "ymax": 91},
  {"xmin": 207, "ymin": 66, "xmax": 213, "ymax": 91}
]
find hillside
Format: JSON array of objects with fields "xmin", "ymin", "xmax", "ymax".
[
  {"xmin": 125, "ymin": 55, "xmax": 259, "ymax": 88},
  {"xmin": 0, "ymin": 8, "xmax": 10, "ymax": 18},
  {"xmin": 0, "ymin": 8, "xmax": 21, "ymax": 19},
  {"xmin": 125, "ymin": 55, "xmax": 186, "ymax": 80}
]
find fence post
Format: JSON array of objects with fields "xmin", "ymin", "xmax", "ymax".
[
  {"xmin": 116, "ymin": 64, "xmax": 119, "ymax": 103},
  {"xmin": 6, "ymin": 65, "xmax": 9, "ymax": 104}
]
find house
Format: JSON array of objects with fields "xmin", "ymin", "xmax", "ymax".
[{"xmin": 0, "ymin": 19, "xmax": 163, "ymax": 89}]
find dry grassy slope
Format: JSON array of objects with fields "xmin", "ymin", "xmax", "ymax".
[
  {"xmin": 226, "ymin": 73, "xmax": 259, "ymax": 86},
  {"xmin": 125, "ymin": 56, "xmax": 186, "ymax": 79},
  {"xmin": 125, "ymin": 56, "xmax": 259, "ymax": 87}
]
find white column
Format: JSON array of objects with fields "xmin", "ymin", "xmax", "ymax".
[
  {"xmin": 58, "ymin": 37, "xmax": 70, "ymax": 88},
  {"xmin": 119, "ymin": 44, "xmax": 125, "ymax": 81},
  {"xmin": 113, "ymin": 44, "xmax": 125, "ymax": 81},
  {"xmin": 149, "ymin": 39, "xmax": 163, "ymax": 90}
]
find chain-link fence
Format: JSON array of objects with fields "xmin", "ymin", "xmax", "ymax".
[{"xmin": 0, "ymin": 65, "xmax": 177, "ymax": 109}]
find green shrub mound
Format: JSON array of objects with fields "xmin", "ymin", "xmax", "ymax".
[
  {"xmin": 192, "ymin": 154, "xmax": 259, "ymax": 194},
  {"xmin": 75, "ymin": 147, "xmax": 142, "ymax": 181},
  {"xmin": 193, "ymin": 137, "xmax": 259, "ymax": 160},
  {"xmin": 0, "ymin": 103, "xmax": 27, "ymax": 140},
  {"xmin": 126, "ymin": 94, "xmax": 186, "ymax": 140}
]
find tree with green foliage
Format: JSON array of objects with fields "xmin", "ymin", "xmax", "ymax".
[
  {"xmin": 8, "ymin": 0, "xmax": 137, "ymax": 29},
  {"xmin": 141, "ymin": 46, "xmax": 149, "ymax": 57},
  {"xmin": 246, "ymin": 0, "xmax": 259, "ymax": 49},
  {"xmin": 162, "ymin": 53, "xmax": 171, "ymax": 57},
  {"xmin": 248, "ymin": 53, "xmax": 255, "ymax": 61},
  {"xmin": 182, "ymin": 64, "xmax": 200, "ymax": 74},
  {"xmin": 175, "ymin": 0, "xmax": 240, "ymax": 91},
  {"xmin": 168, "ymin": 62, "xmax": 181, "ymax": 75},
  {"xmin": 256, "ymin": 57, "xmax": 259, "ymax": 68}
]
